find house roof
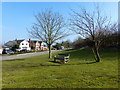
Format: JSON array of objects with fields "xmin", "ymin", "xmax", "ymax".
[
  {"xmin": 29, "ymin": 40, "xmax": 42, "ymax": 44},
  {"xmin": 5, "ymin": 39, "xmax": 24, "ymax": 46},
  {"xmin": 38, "ymin": 41, "xmax": 42, "ymax": 43},
  {"xmin": 16, "ymin": 40, "xmax": 24, "ymax": 44},
  {"xmin": 5, "ymin": 41, "xmax": 17, "ymax": 46},
  {"xmin": 29, "ymin": 40, "xmax": 37, "ymax": 43}
]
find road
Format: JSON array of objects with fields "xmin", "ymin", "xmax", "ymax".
[{"xmin": 0, "ymin": 50, "xmax": 62, "ymax": 61}]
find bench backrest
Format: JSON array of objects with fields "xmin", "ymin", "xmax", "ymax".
[{"xmin": 57, "ymin": 54, "xmax": 70, "ymax": 58}]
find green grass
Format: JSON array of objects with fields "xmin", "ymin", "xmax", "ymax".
[{"xmin": 2, "ymin": 48, "xmax": 118, "ymax": 88}]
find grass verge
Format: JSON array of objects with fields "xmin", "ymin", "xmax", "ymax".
[{"xmin": 2, "ymin": 48, "xmax": 118, "ymax": 88}]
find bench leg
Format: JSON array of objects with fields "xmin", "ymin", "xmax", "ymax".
[
  {"xmin": 54, "ymin": 58, "xmax": 56, "ymax": 62},
  {"xmin": 63, "ymin": 59, "xmax": 66, "ymax": 63},
  {"xmin": 61, "ymin": 59, "xmax": 68, "ymax": 63},
  {"xmin": 65, "ymin": 59, "xmax": 68, "ymax": 63}
]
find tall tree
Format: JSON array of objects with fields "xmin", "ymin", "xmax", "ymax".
[
  {"xmin": 70, "ymin": 6, "xmax": 117, "ymax": 62},
  {"xmin": 28, "ymin": 9, "xmax": 68, "ymax": 58}
]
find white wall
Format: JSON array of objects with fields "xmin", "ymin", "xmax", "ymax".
[
  {"xmin": 35, "ymin": 41, "xmax": 40, "ymax": 50},
  {"xmin": 0, "ymin": 49, "xmax": 3, "ymax": 54},
  {"xmin": 19, "ymin": 40, "xmax": 31, "ymax": 50}
]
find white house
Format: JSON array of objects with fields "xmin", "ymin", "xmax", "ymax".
[
  {"xmin": 0, "ymin": 49, "xmax": 2, "ymax": 54},
  {"xmin": 19, "ymin": 40, "xmax": 31, "ymax": 51}
]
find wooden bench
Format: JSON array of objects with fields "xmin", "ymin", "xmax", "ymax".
[{"xmin": 54, "ymin": 54, "xmax": 70, "ymax": 63}]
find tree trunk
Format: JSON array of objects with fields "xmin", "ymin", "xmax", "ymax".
[
  {"xmin": 92, "ymin": 46, "xmax": 101, "ymax": 62},
  {"xmin": 48, "ymin": 44, "xmax": 52, "ymax": 58}
]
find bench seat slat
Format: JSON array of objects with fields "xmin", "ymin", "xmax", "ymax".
[{"xmin": 54, "ymin": 58, "xmax": 64, "ymax": 60}]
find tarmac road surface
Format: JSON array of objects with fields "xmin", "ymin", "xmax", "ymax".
[{"xmin": 0, "ymin": 50, "xmax": 62, "ymax": 61}]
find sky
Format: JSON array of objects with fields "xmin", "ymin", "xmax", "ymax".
[{"xmin": 2, "ymin": 2, "xmax": 118, "ymax": 44}]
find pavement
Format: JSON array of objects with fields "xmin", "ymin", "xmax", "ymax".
[{"xmin": 0, "ymin": 50, "xmax": 62, "ymax": 61}]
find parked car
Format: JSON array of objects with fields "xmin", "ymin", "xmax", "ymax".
[
  {"xmin": 57, "ymin": 46, "xmax": 64, "ymax": 50},
  {"xmin": 16, "ymin": 49, "xmax": 23, "ymax": 52},
  {"xmin": 2, "ymin": 49, "xmax": 14, "ymax": 54},
  {"xmin": 53, "ymin": 48, "xmax": 57, "ymax": 50},
  {"xmin": 21, "ymin": 49, "xmax": 27, "ymax": 52},
  {"xmin": 60, "ymin": 46, "xmax": 64, "ymax": 49}
]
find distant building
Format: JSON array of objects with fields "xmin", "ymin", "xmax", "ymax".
[
  {"xmin": 28, "ymin": 39, "xmax": 47, "ymax": 51},
  {"xmin": 4, "ymin": 39, "xmax": 48, "ymax": 51},
  {"xmin": 4, "ymin": 40, "xmax": 18, "ymax": 47}
]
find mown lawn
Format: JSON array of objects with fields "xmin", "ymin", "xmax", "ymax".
[{"xmin": 2, "ymin": 48, "xmax": 118, "ymax": 88}]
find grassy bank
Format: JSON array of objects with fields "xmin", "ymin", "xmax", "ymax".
[{"xmin": 2, "ymin": 48, "xmax": 118, "ymax": 88}]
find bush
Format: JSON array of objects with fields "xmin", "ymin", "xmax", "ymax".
[{"xmin": 11, "ymin": 44, "xmax": 19, "ymax": 51}]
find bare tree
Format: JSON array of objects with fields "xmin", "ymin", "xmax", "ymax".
[
  {"xmin": 28, "ymin": 9, "xmax": 68, "ymax": 58},
  {"xmin": 70, "ymin": 6, "xmax": 117, "ymax": 62}
]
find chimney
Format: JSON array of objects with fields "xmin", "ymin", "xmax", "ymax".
[
  {"xmin": 15, "ymin": 38, "xmax": 17, "ymax": 41},
  {"xmin": 29, "ymin": 38, "xmax": 31, "ymax": 42},
  {"xmin": 29, "ymin": 38, "xmax": 31, "ymax": 47},
  {"xmin": 15, "ymin": 38, "xmax": 18, "ymax": 44}
]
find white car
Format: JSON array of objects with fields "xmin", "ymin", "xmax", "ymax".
[{"xmin": 16, "ymin": 49, "xmax": 22, "ymax": 52}]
